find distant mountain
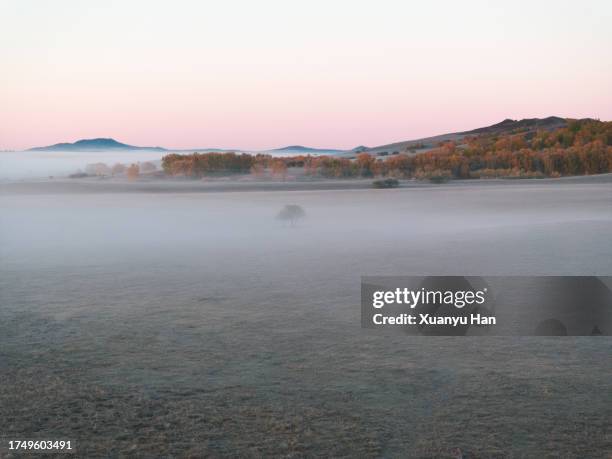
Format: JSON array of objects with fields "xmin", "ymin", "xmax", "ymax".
[
  {"xmin": 29, "ymin": 138, "xmax": 167, "ymax": 151},
  {"xmin": 27, "ymin": 139, "xmax": 345, "ymax": 154},
  {"xmin": 271, "ymin": 145, "xmax": 346, "ymax": 154}
]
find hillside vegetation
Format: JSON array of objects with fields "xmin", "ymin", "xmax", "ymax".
[{"xmin": 161, "ymin": 119, "xmax": 612, "ymax": 180}]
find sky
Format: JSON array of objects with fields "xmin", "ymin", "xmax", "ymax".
[{"xmin": 1, "ymin": 0, "xmax": 611, "ymax": 151}]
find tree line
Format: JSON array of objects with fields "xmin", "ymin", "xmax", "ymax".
[{"xmin": 77, "ymin": 161, "xmax": 157, "ymax": 179}]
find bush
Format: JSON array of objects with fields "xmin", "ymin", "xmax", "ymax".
[
  {"xmin": 69, "ymin": 172, "xmax": 88, "ymax": 179},
  {"xmin": 428, "ymin": 175, "xmax": 450, "ymax": 184},
  {"xmin": 372, "ymin": 178, "xmax": 399, "ymax": 188}
]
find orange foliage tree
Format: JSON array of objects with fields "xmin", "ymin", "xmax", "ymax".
[{"xmin": 126, "ymin": 164, "xmax": 140, "ymax": 180}]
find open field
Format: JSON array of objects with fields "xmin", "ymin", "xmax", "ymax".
[
  {"xmin": 2, "ymin": 172, "xmax": 612, "ymax": 195},
  {"xmin": 1, "ymin": 177, "xmax": 611, "ymax": 457}
]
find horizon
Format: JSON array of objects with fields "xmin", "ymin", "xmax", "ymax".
[
  {"xmin": 13, "ymin": 115, "xmax": 606, "ymax": 152},
  {"xmin": 2, "ymin": 0, "xmax": 611, "ymax": 150}
]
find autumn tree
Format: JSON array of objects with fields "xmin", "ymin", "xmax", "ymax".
[
  {"xmin": 356, "ymin": 153, "xmax": 376, "ymax": 177},
  {"xmin": 271, "ymin": 160, "xmax": 288, "ymax": 180},
  {"xmin": 162, "ymin": 152, "xmax": 256, "ymax": 177},
  {"xmin": 126, "ymin": 163, "xmax": 140, "ymax": 180},
  {"xmin": 250, "ymin": 163, "xmax": 265, "ymax": 178}
]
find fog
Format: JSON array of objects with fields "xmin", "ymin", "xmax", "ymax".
[
  {"xmin": 3, "ymin": 183, "xmax": 611, "ymax": 274},
  {"xmin": 1, "ymin": 180, "xmax": 611, "ymax": 456},
  {"xmin": 0, "ymin": 149, "xmax": 311, "ymax": 180},
  {"xmin": 0, "ymin": 150, "xmax": 169, "ymax": 180}
]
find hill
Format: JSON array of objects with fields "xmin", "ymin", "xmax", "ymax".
[
  {"xmin": 148, "ymin": 117, "xmax": 612, "ymax": 180},
  {"xmin": 357, "ymin": 116, "xmax": 570, "ymax": 156},
  {"xmin": 461, "ymin": 116, "xmax": 566, "ymax": 135}
]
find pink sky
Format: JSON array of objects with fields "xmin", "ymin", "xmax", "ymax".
[{"xmin": 1, "ymin": 0, "xmax": 611, "ymax": 151}]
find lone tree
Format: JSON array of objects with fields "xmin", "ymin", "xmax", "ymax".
[{"xmin": 277, "ymin": 204, "xmax": 305, "ymax": 227}]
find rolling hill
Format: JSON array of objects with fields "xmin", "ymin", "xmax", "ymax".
[{"xmin": 356, "ymin": 116, "xmax": 569, "ymax": 156}]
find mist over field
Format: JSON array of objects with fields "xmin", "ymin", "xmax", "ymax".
[
  {"xmin": 2, "ymin": 182, "xmax": 611, "ymax": 274},
  {"xmin": 0, "ymin": 150, "xmax": 169, "ymax": 180},
  {"xmin": 1, "ymin": 179, "xmax": 611, "ymax": 456},
  {"xmin": 0, "ymin": 148, "xmax": 333, "ymax": 181}
]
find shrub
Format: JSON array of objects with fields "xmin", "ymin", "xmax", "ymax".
[
  {"xmin": 429, "ymin": 175, "xmax": 450, "ymax": 184},
  {"xmin": 69, "ymin": 172, "xmax": 88, "ymax": 179},
  {"xmin": 372, "ymin": 178, "xmax": 399, "ymax": 188}
]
